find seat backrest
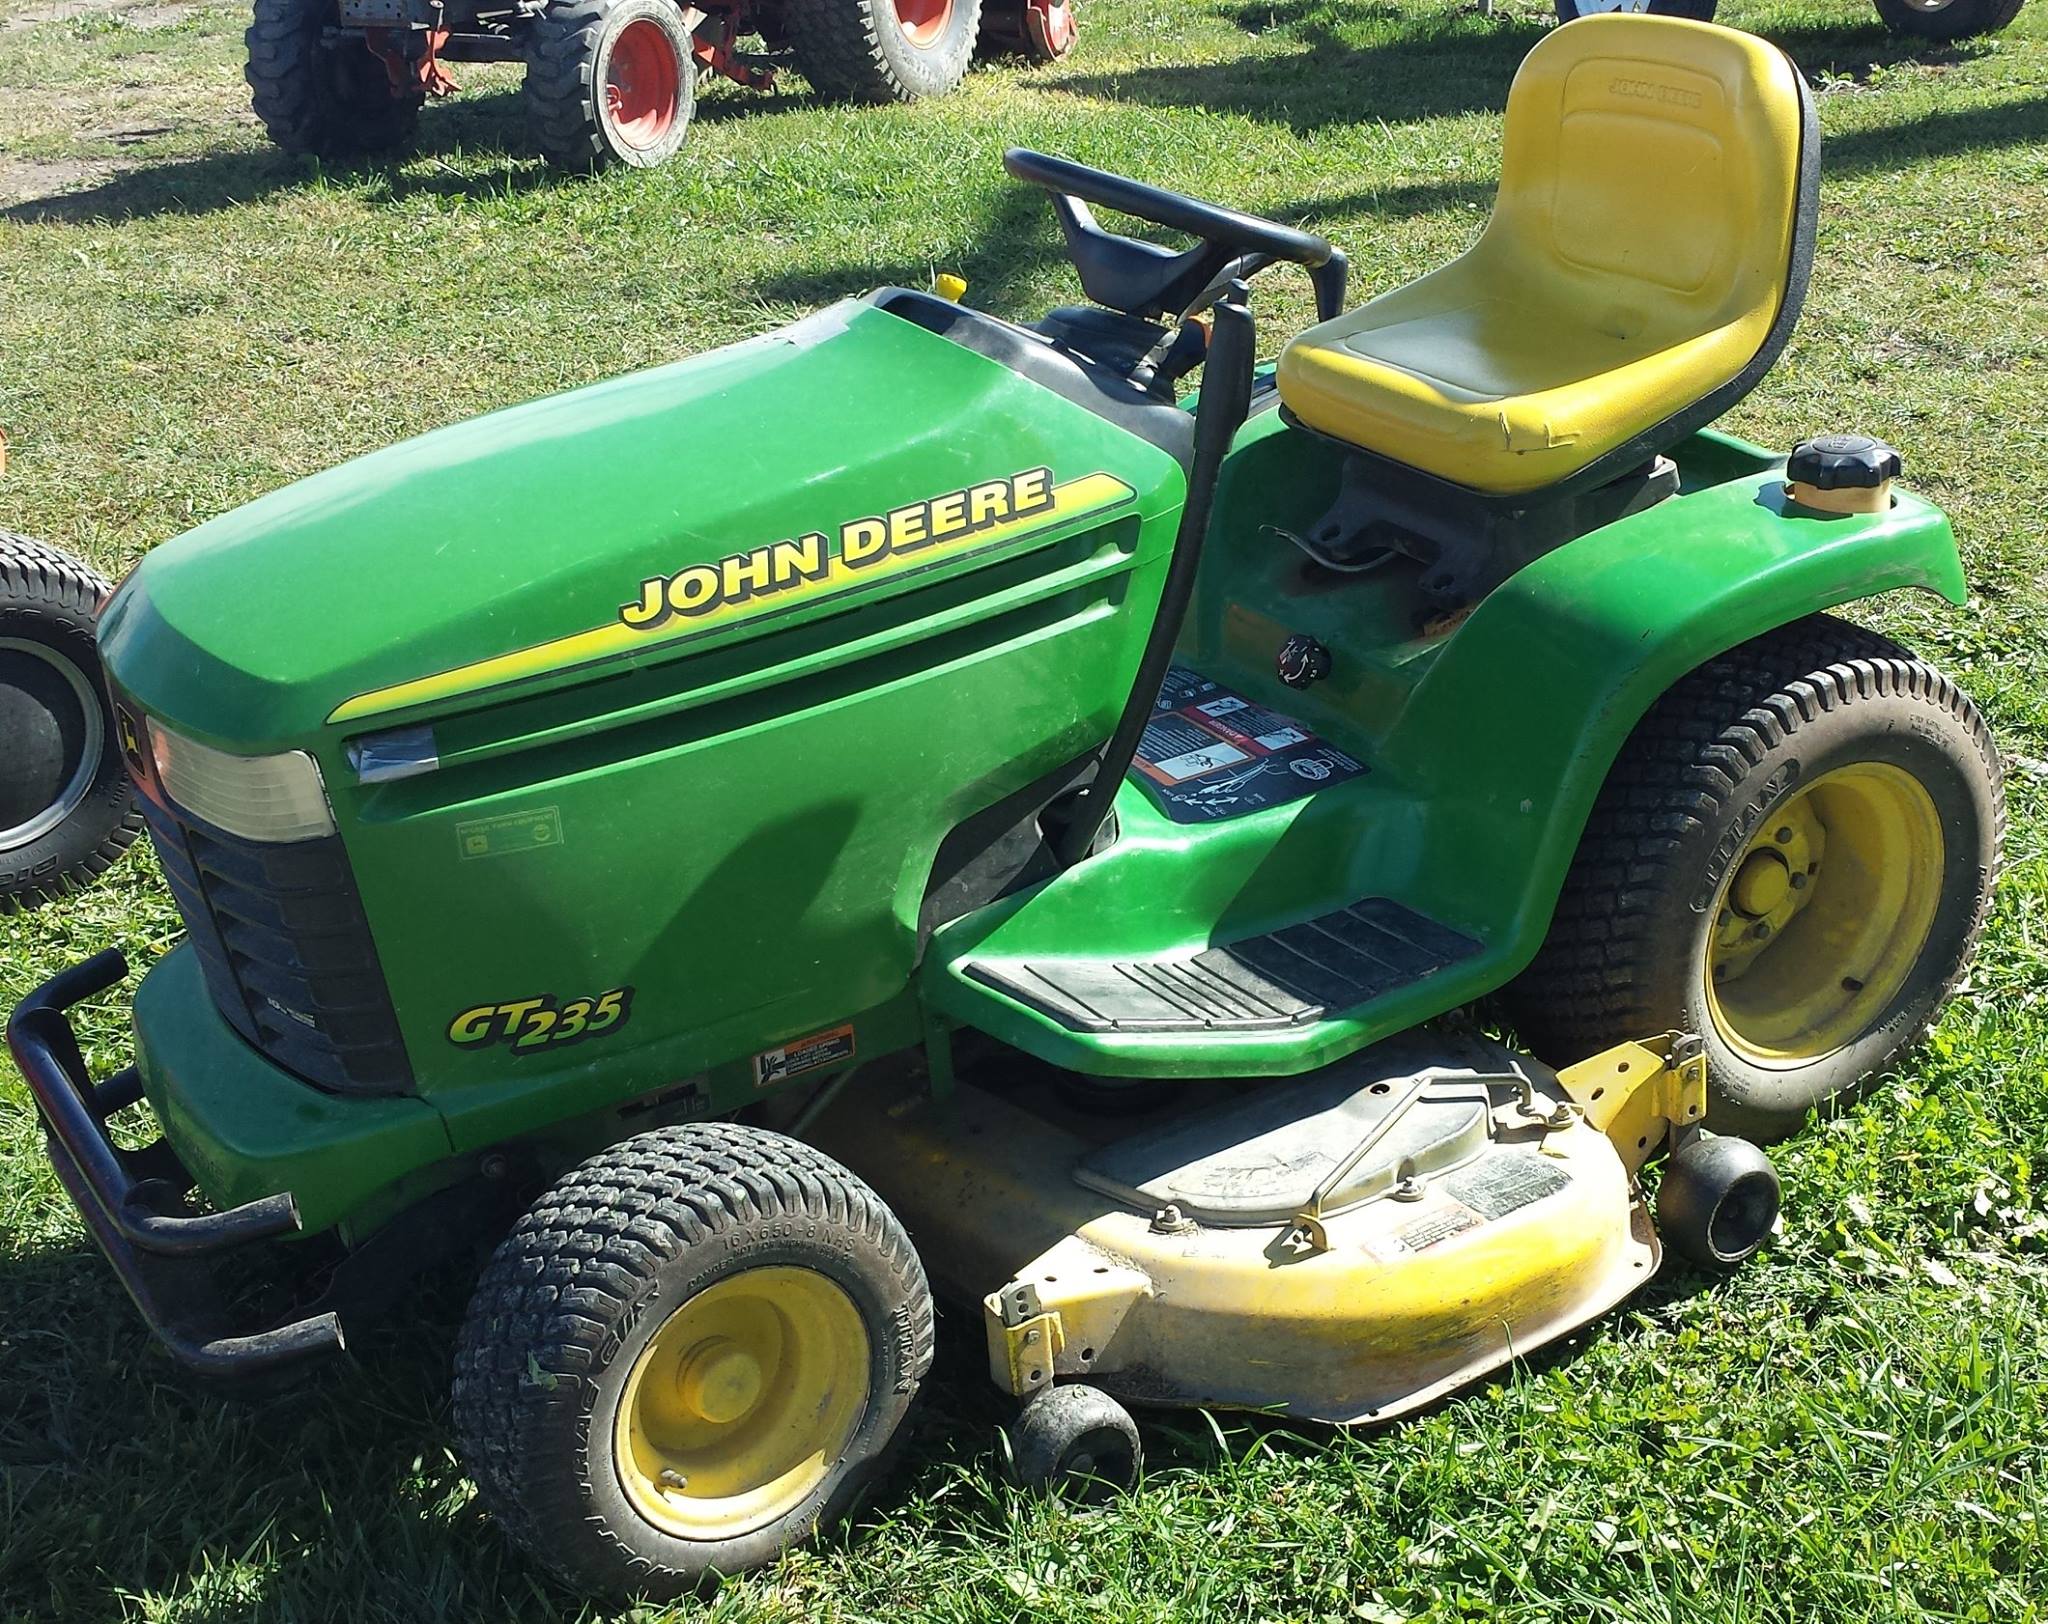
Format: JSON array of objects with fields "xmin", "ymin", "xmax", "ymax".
[{"xmin": 1479, "ymin": 15, "xmax": 1816, "ymax": 481}]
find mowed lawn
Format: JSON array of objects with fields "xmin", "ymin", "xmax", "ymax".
[{"xmin": 2, "ymin": 0, "xmax": 2046, "ymax": 1618}]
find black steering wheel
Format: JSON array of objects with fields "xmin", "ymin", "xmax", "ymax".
[{"xmin": 1004, "ymin": 149, "xmax": 1348, "ymax": 324}]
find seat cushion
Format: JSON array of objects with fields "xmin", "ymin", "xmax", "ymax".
[{"xmin": 1276, "ymin": 15, "xmax": 1804, "ymax": 495}]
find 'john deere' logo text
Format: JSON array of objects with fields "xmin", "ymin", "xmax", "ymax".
[
  {"xmin": 1608, "ymin": 76, "xmax": 1703, "ymax": 109},
  {"xmin": 620, "ymin": 466, "xmax": 1056, "ymax": 633}
]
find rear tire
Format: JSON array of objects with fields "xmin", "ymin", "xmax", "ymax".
[
  {"xmin": 1870, "ymin": 0, "xmax": 2025, "ymax": 39},
  {"xmin": 976, "ymin": 0, "xmax": 1076, "ymax": 60},
  {"xmin": 0, "ymin": 533, "xmax": 140, "ymax": 911},
  {"xmin": 785, "ymin": 0, "xmax": 983, "ymax": 103},
  {"xmin": 452, "ymin": 1122, "xmax": 933, "ymax": 1597},
  {"xmin": 1503, "ymin": 615, "xmax": 2003, "ymax": 1143},
  {"xmin": 246, "ymin": 0, "xmax": 421, "ymax": 159},
  {"xmin": 525, "ymin": 0, "xmax": 696, "ymax": 172}
]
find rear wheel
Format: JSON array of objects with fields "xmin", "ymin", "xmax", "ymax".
[
  {"xmin": 453, "ymin": 1122, "xmax": 933, "ymax": 1596},
  {"xmin": 1871, "ymin": 0, "xmax": 2026, "ymax": 39},
  {"xmin": 785, "ymin": 0, "xmax": 983, "ymax": 103},
  {"xmin": 246, "ymin": 0, "xmax": 421, "ymax": 159},
  {"xmin": 0, "ymin": 533, "xmax": 140, "ymax": 911},
  {"xmin": 1504, "ymin": 615, "xmax": 2003, "ymax": 1143},
  {"xmin": 976, "ymin": 0, "xmax": 1076, "ymax": 60},
  {"xmin": 525, "ymin": 0, "xmax": 696, "ymax": 172}
]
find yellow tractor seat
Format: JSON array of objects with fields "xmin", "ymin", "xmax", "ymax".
[{"xmin": 1277, "ymin": 15, "xmax": 1816, "ymax": 498}]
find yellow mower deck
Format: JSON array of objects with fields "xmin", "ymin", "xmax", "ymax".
[{"xmin": 812, "ymin": 1035, "xmax": 1704, "ymax": 1425}]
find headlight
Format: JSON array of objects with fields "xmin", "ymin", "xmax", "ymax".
[{"xmin": 148, "ymin": 723, "xmax": 336, "ymax": 843}]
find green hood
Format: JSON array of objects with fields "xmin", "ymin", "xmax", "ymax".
[{"xmin": 99, "ymin": 300, "xmax": 1184, "ymax": 748}]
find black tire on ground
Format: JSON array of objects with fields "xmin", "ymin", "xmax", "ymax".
[
  {"xmin": 1657, "ymin": 1135, "xmax": 1780, "ymax": 1269},
  {"xmin": 785, "ymin": 0, "xmax": 984, "ymax": 103},
  {"xmin": 1502, "ymin": 613, "xmax": 2003, "ymax": 1144},
  {"xmin": 452, "ymin": 1122, "xmax": 934, "ymax": 1598},
  {"xmin": 524, "ymin": 0, "xmax": 696, "ymax": 172},
  {"xmin": 246, "ymin": 0, "xmax": 422, "ymax": 159},
  {"xmin": 1553, "ymin": 0, "xmax": 1717, "ymax": 21},
  {"xmin": 0, "ymin": 533, "xmax": 141, "ymax": 912},
  {"xmin": 1871, "ymin": 0, "xmax": 2026, "ymax": 40},
  {"xmin": 1011, "ymin": 1383, "xmax": 1142, "ymax": 1494}
]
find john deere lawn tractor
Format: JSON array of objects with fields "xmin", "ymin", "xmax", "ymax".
[
  {"xmin": 246, "ymin": 0, "xmax": 1075, "ymax": 172},
  {"xmin": 13, "ymin": 14, "xmax": 2004, "ymax": 1599}
]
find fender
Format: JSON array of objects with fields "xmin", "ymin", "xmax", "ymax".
[{"xmin": 1381, "ymin": 455, "xmax": 1967, "ymax": 980}]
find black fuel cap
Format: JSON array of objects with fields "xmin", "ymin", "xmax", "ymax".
[{"xmin": 1787, "ymin": 434, "xmax": 1902, "ymax": 490}]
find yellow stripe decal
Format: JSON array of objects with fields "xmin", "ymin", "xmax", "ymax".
[{"xmin": 328, "ymin": 468, "xmax": 1137, "ymax": 725}]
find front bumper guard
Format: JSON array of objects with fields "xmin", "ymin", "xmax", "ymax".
[{"xmin": 7, "ymin": 948, "xmax": 346, "ymax": 1379}]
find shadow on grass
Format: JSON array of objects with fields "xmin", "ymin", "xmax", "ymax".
[{"xmin": 0, "ymin": 79, "xmax": 826, "ymax": 226}]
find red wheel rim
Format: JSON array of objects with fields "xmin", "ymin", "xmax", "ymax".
[
  {"xmin": 893, "ymin": 0, "xmax": 954, "ymax": 48},
  {"xmin": 605, "ymin": 18, "xmax": 682, "ymax": 150}
]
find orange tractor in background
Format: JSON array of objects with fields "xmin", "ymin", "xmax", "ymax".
[{"xmin": 245, "ymin": 0, "xmax": 1075, "ymax": 171}]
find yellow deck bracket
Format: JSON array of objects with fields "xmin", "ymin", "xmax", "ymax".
[
  {"xmin": 984, "ymin": 1246, "xmax": 1151, "ymax": 1397},
  {"xmin": 1556, "ymin": 1033, "xmax": 1708, "ymax": 1175}
]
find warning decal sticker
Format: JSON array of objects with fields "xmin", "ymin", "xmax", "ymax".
[
  {"xmin": 1443, "ymin": 1154, "xmax": 1572, "ymax": 1221},
  {"xmin": 753, "ymin": 1024, "xmax": 856, "ymax": 1088},
  {"xmin": 1130, "ymin": 665, "xmax": 1366, "ymax": 823}
]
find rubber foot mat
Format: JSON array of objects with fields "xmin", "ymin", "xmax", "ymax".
[{"xmin": 964, "ymin": 898, "xmax": 1480, "ymax": 1033}]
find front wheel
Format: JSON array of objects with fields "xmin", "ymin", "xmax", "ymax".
[
  {"xmin": 525, "ymin": 0, "xmax": 697, "ymax": 172},
  {"xmin": 246, "ymin": 0, "xmax": 421, "ymax": 159},
  {"xmin": 453, "ymin": 1123, "xmax": 934, "ymax": 1596},
  {"xmin": 1871, "ymin": 0, "xmax": 2026, "ymax": 39},
  {"xmin": 785, "ymin": 0, "xmax": 984, "ymax": 103},
  {"xmin": 1504, "ymin": 615, "xmax": 2003, "ymax": 1143}
]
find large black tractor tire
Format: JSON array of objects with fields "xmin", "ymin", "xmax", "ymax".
[
  {"xmin": 1554, "ymin": 0, "xmax": 1718, "ymax": 21},
  {"xmin": 785, "ymin": 0, "xmax": 984, "ymax": 103},
  {"xmin": 0, "ymin": 533, "xmax": 141, "ymax": 911},
  {"xmin": 524, "ymin": 0, "xmax": 696, "ymax": 172},
  {"xmin": 1871, "ymin": 0, "xmax": 2026, "ymax": 39},
  {"xmin": 1503, "ymin": 614, "xmax": 2003, "ymax": 1144},
  {"xmin": 246, "ymin": 0, "xmax": 422, "ymax": 159},
  {"xmin": 453, "ymin": 1122, "xmax": 934, "ymax": 1597}
]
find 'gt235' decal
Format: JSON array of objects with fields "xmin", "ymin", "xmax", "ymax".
[
  {"xmin": 448, "ymin": 988, "xmax": 633, "ymax": 1053},
  {"xmin": 325, "ymin": 468, "xmax": 1136, "ymax": 724}
]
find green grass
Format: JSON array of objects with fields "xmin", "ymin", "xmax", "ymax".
[{"xmin": 3, "ymin": 0, "xmax": 2047, "ymax": 1617}]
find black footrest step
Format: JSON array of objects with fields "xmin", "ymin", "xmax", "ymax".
[{"xmin": 965, "ymin": 898, "xmax": 1480, "ymax": 1034}]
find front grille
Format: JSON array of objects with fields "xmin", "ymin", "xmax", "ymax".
[{"xmin": 140, "ymin": 793, "xmax": 414, "ymax": 1094}]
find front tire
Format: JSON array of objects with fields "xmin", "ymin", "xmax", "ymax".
[
  {"xmin": 1505, "ymin": 615, "xmax": 2003, "ymax": 1143},
  {"xmin": 1, "ymin": 533, "xmax": 141, "ymax": 911},
  {"xmin": 246, "ymin": 0, "xmax": 422, "ymax": 159},
  {"xmin": 525, "ymin": 0, "xmax": 696, "ymax": 172},
  {"xmin": 785, "ymin": 0, "xmax": 984, "ymax": 103},
  {"xmin": 453, "ymin": 1123, "xmax": 933, "ymax": 1597}
]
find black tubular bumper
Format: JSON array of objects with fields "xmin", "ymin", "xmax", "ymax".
[{"xmin": 6, "ymin": 949, "xmax": 346, "ymax": 1379}]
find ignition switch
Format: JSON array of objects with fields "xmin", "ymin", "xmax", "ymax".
[{"xmin": 1277, "ymin": 634, "xmax": 1332, "ymax": 690}]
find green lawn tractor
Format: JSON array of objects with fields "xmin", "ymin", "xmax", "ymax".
[
  {"xmin": 12, "ymin": 13, "xmax": 2004, "ymax": 1600},
  {"xmin": 1554, "ymin": 0, "xmax": 2026, "ymax": 43},
  {"xmin": 247, "ymin": 0, "xmax": 1074, "ymax": 172}
]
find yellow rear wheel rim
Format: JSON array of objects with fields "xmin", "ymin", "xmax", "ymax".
[
  {"xmin": 613, "ymin": 1266, "xmax": 870, "ymax": 1540},
  {"xmin": 1706, "ymin": 761, "xmax": 1944, "ymax": 1065}
]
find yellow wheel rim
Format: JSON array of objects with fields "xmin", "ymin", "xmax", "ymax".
[
  {"xmin": 1706, "ymin": 761, "xmax": 1944, "ymax": 1065},
  {"xmin": 613, "ymin": 1267, "xmax": 870, "ymax": 1540}
]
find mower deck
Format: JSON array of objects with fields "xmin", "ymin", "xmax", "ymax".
[{"xmin": 811, "ymin": 1031, "xmax": 1686, "ymax": 1424}]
